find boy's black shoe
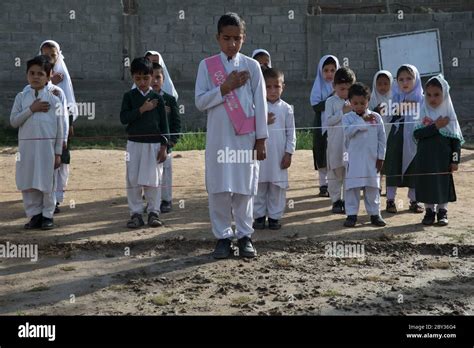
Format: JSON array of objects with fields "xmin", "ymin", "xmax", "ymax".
[
  {"xmin": 436, "ymin": 209, "xmax": 448, "ymax": 226},
  {"xmin": 319, "ymin": 185, "xmax": 329, "ymax": 197},
  {"xmin": 148, "ymin": 212, "xmax": 163, "ymax": 227},
  {"xmin": 253, "ymin": 216, "xmax": 266, "ymax": 230},
  {"xmin": 160, "ymin": 200, "xmax": 172, "ymax": 213},
  {"xmin": 344, "ymin": 215, "xmax": 357, "ymax": 227},
  {"xmin": 213, "ymin": 238, "xmax": 232, "ymax": 259},
  {"xmin": 370, "ymin": 214, "xmax": 387, "ymax": 227},
  {"xmin": 268, "ymin": 218, "xmax": 281, "ymax": 230},
  {"xmin": 127, "ymin": 213, "xmax": 145, "ymax": 229},
  {"xmin": 54, "ymin": 203, "xmax": 60, "ymax": 214},
  {"xmin": 238, "ymin": 236, "xmax": 257, "ymax": 258},
  {"xmin": 24, "ymin": 214, "xmax": 43, "ymax": 229},
  {"xmin": 422, "ymin": 208, "xmax": 436, "ymax": 225},
  {"xmin": 41, "ymin": 217, "xmax": 54, "ymax": 230},
  {"xmin": 331, "ymin": 199, "xmax": 345, "ymax": 214}
]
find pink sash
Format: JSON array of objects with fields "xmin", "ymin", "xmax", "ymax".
[{"xmin": 205, "ymin": 54, "xmax": 255, "ymax": 135}]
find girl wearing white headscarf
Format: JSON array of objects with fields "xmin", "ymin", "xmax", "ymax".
[
  {"xmin": 382, "ymin": 64, "xmax": 424, "ymax": 214},
  {"xmin": 252, "ymin": 49, "xmax": 272, "ymax": 70},
  {"xmin": 39, "ymin": 40, "xmax": 77, "ymax": 212},
  {"xmin": 413, "ymin": 74, "xmax": 464, "ymax": 226},
  {"xmin": 369, "ymin": 70, "xmax": 393, "ymax": 135},
  {"xmin": 309, "ymin": 54, "xmax": 340, "ymax": 197},
  {"xmin": 144, "ymin": 51, "xmax": 178, "ymax": 100}
]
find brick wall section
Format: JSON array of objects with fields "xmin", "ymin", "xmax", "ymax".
[{"xmin": 0, "ymin": 1, "xmax": 473, "ymax": 140}]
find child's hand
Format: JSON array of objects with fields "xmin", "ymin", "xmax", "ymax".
[
  {"xmin": 139, "ymin": 98, "xmax": 158, "ymax": 114},
  {"xmin": 51, "ymin": 72, "xmax": 64, "ymax": 85},
  {"xmin": 52, "ymin": 89, "xmax": 60, "ymax": 97},
  {"xmin": 157, "ymin": 145, "xmax": 167, "ymax": 163},
  {"xmin": 221, "ymin": 70, "xmax": 250, "ymax": 95},
  {"xmin": 69, "ymin": 125, "xmax": 74, "ymax": 138},
  {"xmin": 363, "ymin": 113, "xmax": 376, "ymax": 123},
  {"xmin": 30, "ymin": 99, "xmax": 50, "ymax": 113},
  {"xmin": 342, "ymin": 104, "xmax": 352, "ymax": 114},
  {"xmin": 62, "ymin": 141, "xmax": 67, "ymax": 149},
  {"xmin": 435, "ymin": 116, "xmax": 450, "ymax": 129},
  {"xmin": 54, "ymin": 155, "xmax": 61, "ymax": 169},
  {"xmin": 450, "ymin": 163, "xmax": 458, "ymax": 172},
  {"xmin": 281, "ymin": 153, "xmax": 292, "ymax": 169},
  {"xmin": 376, "ymin": 159, "xmax": 384, "ymax": 173},
  {"xmin": 267, "ymin": 112, "xmax": 276, "ymax": 125},
  {"xmin": 254, "ymin": 138, "xmax": 266, "ymax": 161}
]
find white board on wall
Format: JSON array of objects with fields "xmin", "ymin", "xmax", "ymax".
[{"xmin": 376, "ymin": 29, "xmax": 443, "ymax": 77}]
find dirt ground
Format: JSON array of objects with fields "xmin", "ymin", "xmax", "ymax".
[{"xmin": 0, "ymin": 147, "xmax": 472, "ymax": 315}]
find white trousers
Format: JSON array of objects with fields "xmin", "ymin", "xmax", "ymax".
[
  {"xmin": 254, "ymin": 182, "xmax": 286, "ymax": 220},
  {"xmin": 160, "ymin": 153, "xmax": 172, "ymax": 202},
  {"xmin": 22, "ymin": 189, "xmax": 56, "ymax": 219},
  {"xmin": 425, "ymin": 203, "xmax": 448, "ymax": 211},
  {"xmin": 318, "ymin": 167, "xmax": 328, "ymax": 186},
  {"xmin": 54, "ymin": 164, "xmax": 69, "ymax": 204},
  {"xmin": 208, "ymin": 192, "xmax": 253, "ymax": 240},
  {"xmin": 328, "ymin": 167, "xmax": 345, "ymax": 203},
  {"xmin": 127, "ymin": 184, "xmax": 160, "ymax": 216},
  {"xmin": 387, "ymin": 186, "xmax": 416, "ymax": 202},
  {"xmin": 345, "ymin": 186, "xmax": 380, "ymax": 216}
]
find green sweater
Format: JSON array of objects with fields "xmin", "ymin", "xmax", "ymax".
[
  {"xmin": 120, "ymin": 89, "xmax": 169, "ymax": 144},
  {"xmin": 162, "ymin": 91, "xmax": 181, "ymax": 151}
]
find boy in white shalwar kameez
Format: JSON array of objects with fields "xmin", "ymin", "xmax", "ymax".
[
  {"xmin": 195, "ymin": 13, "xmax": 268, "ymax": 259},
  {"xmin": 325, "ymin": 67, "xmax": 355, "ymax": 214},
  {"xmin": 342, "ymin": 83, "xmax": 387, "ymax": 227},
  {"xmin": 10, "ymin": 55, "xmax": 64, "ymax": 230},
  {"xmin": 253, "ymin": 68, "xmax": 296, "ymax": 230}
]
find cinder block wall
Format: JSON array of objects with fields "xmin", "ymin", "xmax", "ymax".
[{"xmin": 0, "ymin": 1, "xmax": 473, "ymax": 140}]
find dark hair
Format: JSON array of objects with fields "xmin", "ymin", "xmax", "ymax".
[
  {"xmin": 334, "ymin": 67, "xmax": 355, "ymax": 85},
  {"xmin": 144, "ymin": 52, "xmax": 155, "ymax": 58},
  {"xmin": 131, "ymin": 57, "xmax": 153, "ymax": 75},
  {"xmin": 217, "ymin": 12, "xmax": 246, "ymax": 34},
  {"xmin": 396, "ymin": 65, "xmax": 415, "ymax": 79},
  {"xmin": 348, "ymin": 82, "xmax": 371, "ymax": 100},
  {"xmin": 263, "ymin": 68, "xmax": 284, "ymax": 82},
  {"xmin": 253, "ymin": 52, "xmax": 269, "ymax": 61},
  {"xmin": 40, "ymin": 42, "xmax": 57, "ymax": 51},
  {"xmin": 425, "ymin": 77, "xmax": 442, "ymax": 90},
  {"xmin": 376, "ymin": 73, "xmax": 391, "ymax": 82},
  {"xmin": 26, "ymin": 55, "xmax": 53, "ymax": 75},
  {"xmin": 322, "ymin": 57, "xmax": 337, "ymax": 69},
  {"xmin": 152, "ymin": 62, "xmax": 164, "ymax": 74}
]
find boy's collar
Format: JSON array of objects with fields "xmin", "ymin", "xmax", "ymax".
[
  {"xmin": 268, "ymin": 98, "xmax": 281, "ymax": 104},
  {"xmin": 220, "ymin": 51, "xmax": 238, "ymax": 62},
  {"xmin": 138, "ymin": 87, "xmax": 152, "ymax": 96}
]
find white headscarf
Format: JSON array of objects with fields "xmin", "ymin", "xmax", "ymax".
[
  {"xmin": 416, "ymin": 74, "xmax": 464, "ymax": 144},
  {"xmin": 369, "ymin": 70, "xmax": 393, "ymax": 111},
  {"xmin": 144, "ymin": 50, "xmax": 178, "ymax": 100},
  {"xmin": 39, "ymin": 40, "xmax": 78, "ymax": 121},
  {"xmin": 251, "ymin": 49, "xmax": 272, "ymax": 68},
  {"xmin": 309, "ymin": 54, "xmax": 340, "ymax": 106}
]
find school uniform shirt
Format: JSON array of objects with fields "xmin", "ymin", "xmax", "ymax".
[
  {"xmin": 10, "ymin": 86, "xmax": 64, "ymax": 193},
  {"xmin": 160, "ymin": 90, "xmax": 181, "ymax": 152},
  {"xmin": 326, "ymin": 94, "xmax": 348, "ymax": 170},
  {"xmin": 258, "ymin": 99, "xmax": 296, "ymax": 189},
  {"xmin": 195, "ymin": 51, "xmax": 268, "ymax": 195},
  {"xmin": 343, "ymin": 110, "xmax": 386, "ymax": 190}
]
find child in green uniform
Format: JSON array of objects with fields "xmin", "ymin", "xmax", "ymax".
[{"xmin": 414, "ymin": 74, "xmax": 464, "ymax": 226}]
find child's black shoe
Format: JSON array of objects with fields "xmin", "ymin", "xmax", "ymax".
[
  {"xmin": 331, "ymin": 199, "xmax": 345, "ymax": 214},
  {"xmin": 344, "ymin": 215, "xmax": 357, "ymax": 227},
  {"xmin": 422, "ymin": 208, "xmax": 436, "ymax": 225},
  {"xmin": 318, "ymin": 185, "xmax": 329, "ymax": 197},
  {"xmin": 436, "ymin": 209, "xmax": 448, "ymax": 226},
  {"xmin": 24, "ymin": 214, "xmax": 43, "ymax": 229},
  {"xmin": 127, "ymin": 213, "xmax": 145, "ymax": 229},
  {"xmin": 41, "ymin": 217, "xmax": 54, "ymax": 230},
  {"xmin": 268, "ymin": 218, "xmax": 281, "ymax": 230},
  {"xmin": 370, "ymin": 214, "xmax": 386, "ymax": 227},
  {"xmin": 253, "ymin": 216, "xmax": 266, "ymax": 230}
]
